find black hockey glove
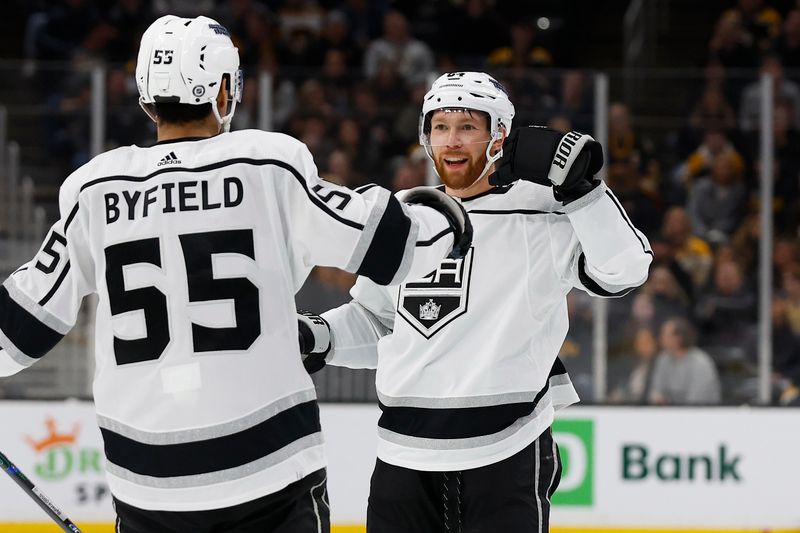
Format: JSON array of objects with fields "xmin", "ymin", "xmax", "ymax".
[
  {"xmin": 489, "ymin": 126, "xmax": 604, "ymax": 205},
  {"xmin": 297, "ymin": 311, "xmax": 331, "ymax": 375},
  {"xmin": 397, "ymin": 187, "xmax": 473, "ymax": 259}
]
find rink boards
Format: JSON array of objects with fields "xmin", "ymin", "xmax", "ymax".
[{"xmin": 0, "ymin": 401, "xmax": 798, "ymax": 532}]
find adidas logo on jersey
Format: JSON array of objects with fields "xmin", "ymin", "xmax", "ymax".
[{"xmin": 157, "ymin": 152, "xmax": 181, "ymax": 166}]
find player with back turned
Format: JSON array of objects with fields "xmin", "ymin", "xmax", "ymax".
[
  {"xmin": 299, "ymin": 72, "xmax": 653, "ymax": 532},
  {"xmin": 0, "ymin": 16, "xmax": 473, "ymax": 533}
]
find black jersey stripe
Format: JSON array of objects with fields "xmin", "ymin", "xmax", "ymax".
[
  {"xmin": 38, "ymin": 261, "xmax": 71, "ymax": 306},
  {"xmin": 100, "ymin": 400, "xmax": 321, "ymax": 478},
  {"xmin": 355, "ymin": 183, "xmax": 379, "ymax": 194},
  {"xmin": 63, "ymin": 203, "xmax": 80, "ymax": 232},
  {"xmin": 378, "ymin": 385, "xmax": 550, "ymax": 440},
  {"xmin": 469, "ymin": 209, "xmax": 566, "ymax": 216},
  {"xmin": 357, "ymin": 195, "xmax": 412, "ymax": 285},
  {"xmin": 79, "ymin": 158, "xmax": 365, "ymax": 231},
  {"xmin": 604, "ymin": 190, "xmax": 653, "ymax": 256},
  {"xmin": 416, "ymin": 228, "xmax": 453, "ymax": 247},
  {"xmin": 577, "ymin": 253, "xmax": 636, "ymax": 298},
  {"xmin": 0, "ymin": 286, "xmax": 65, "ymax": 359}
]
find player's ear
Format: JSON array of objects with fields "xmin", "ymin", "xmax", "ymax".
[{"xmin": 491, "ymin": 127, "xmax": 506, "ymax": 155}]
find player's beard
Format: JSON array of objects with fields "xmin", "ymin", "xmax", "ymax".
[{"xmin": 434, "ymin": 149, "xmax": 489, "ymax": 191}]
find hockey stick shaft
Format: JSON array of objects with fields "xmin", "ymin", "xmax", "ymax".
[{"xmin": 0, "ymin": 450, "xmax": 82, "ymax": 532}]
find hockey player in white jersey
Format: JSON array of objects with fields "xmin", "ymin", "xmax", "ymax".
[
  {"xmin": 299, "ymin": 72, "xmax": 653, "ymax": 532},
  {"xmin": 0, "ymin": 17, "xmax": 473, "ymax": 533}
]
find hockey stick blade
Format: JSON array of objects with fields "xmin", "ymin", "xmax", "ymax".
[{"xmin": 0, "ymin": 450, "xmax": 82, "ymax": 532}]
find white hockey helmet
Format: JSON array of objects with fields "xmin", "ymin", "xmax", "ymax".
[
  {"xmin": 419, "ymin": 72, "xmax": 515, "ymax": 184},
  {"xmin": 136, "ymin": 15, "xmax": 243, "ymax": 132}
]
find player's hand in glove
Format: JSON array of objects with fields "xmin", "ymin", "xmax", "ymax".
[
  {"xmin": 297, "ymin": 311, "xmax": 331, "ymax": 374},
  {"xmin": 489, "ymin": 126, "xmax": 604, "ymax": 205},
  {"xmin": 397, "ymin": 187, "xmax": 473, "ymax": 259}
]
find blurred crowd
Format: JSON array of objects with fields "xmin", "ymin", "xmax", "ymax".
[{"xmin": 7, "ymin": 0, "xmax": 800, "ymax": 405}]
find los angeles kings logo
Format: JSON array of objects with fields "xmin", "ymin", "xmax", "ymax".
[{"xmin": 397, "ymin": 248, "xmax": 474, "ymax": 338}]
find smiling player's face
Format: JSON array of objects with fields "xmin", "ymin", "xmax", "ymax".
[{"xmin": 429, "ymin": 110, "xmax": 494, "ymax": 191}]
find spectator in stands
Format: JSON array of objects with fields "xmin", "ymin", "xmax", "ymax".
[
  {"xmin": 730, "ymin": 211, "xmax": 761, "ymax": 274},
  {"xmin": 781, "ymin": 264, "xmax": 800, "ymax": 334},
  {"xmin": 650, "ymin": 235, "xmax": 696, "ymax": 303},
  {"xmin": 773, "ymin": 9, "xmax": 800, "ymax": 70},
  {"xmin": 298, "ymin": 113, "xmax": 335, "ymax": 165},
  {"xmin": 558, "ymin": 291, "xmax": 595, "ymax": 401},
  {"xmin": 369, "ymin": 60, "xmax": 410, "ymax": 110},
  {"xmin": 32, "ymin": 0, "xmax": 110, "ymax": 62},
  {"xmin": 719, "ymin": 0, "xmax": 782, "ymax": 51},
  {"xmin": 323, "ymin": 149, "xmax": 364, "ymax": 188},
  {"xmin": 487, "ymin": 19, "xmax": 554, "ymax": 68},
  {"xmin": 391, "ymin": 82, "xmax": 428, "ymax": 150},
  {"xmin": 662, "ymin": 206, "xmax": 714, "ymax": 289},
  {"xmin": 746, "ymin": 103, "xmax": 800, "ymax": 226},
  {"xmin": 769, "ymin": 296, "xmax": 800, "ymax": 388},
  {"xmin": 104, "ymin": 68, "xmax": 152, "ymax": 150},
  {"xmin": 687, "ymin": 156, "xmax": 748, "ymax": 245},
  {"xmin": 610, "ymin": 327, "xmax": 659, "ymax": 404},
  {"xmin": 696, "ymin": 259, "xmax": 756, "ymax": 346},
  {"xmin": 708, "ymin": 15, "xmax": 760, "ymax": 71},
  {"xmin": 104, "ymin": 0, "xmax": 154, "ymax": 64},
  {"xmin": 688, "ymin": 87, "xmax": 737, "ymax": 136},
  {"xmin": 336, "ymin": 117, "xmax": 382, "ymax": 181},
  {"xmin": 607, "ymin": 102, "xmax": 654, "ymax": 176},
  {"xmin": 275, "ymin": 26, "xmax": 324, "ymax": 81},
  {"xmin": 390, "ymin": 161, "xmax": 425, "ymax": 192},
  {"xmin": 606, "ymin": 162, "xmax": 662, "ymax": 236},
  {"xmin": 237, "ymin": 8, "xmax": 277, "ymax": 71},
  {"xmin": 363, "ymin": 10, "xmax": 433, "ymax": 86},
  {"xmin": 277, "ymin": 0, "xmax": 325, "ymax": 39},
  {"xmin": 649, "ymin": 318, "xmax": 722, "ymax": 405},
  {"xmin": 646, "ymin": 265, "xmax": 692, "ymax": 323},
  {"xmin": 444, "ymin": 0, "xmax": 507, "ymax": 67},
  {"xmin": 321, "ymin": 48, "xmax": 354, "ymax": 114},
  {"xmin": 341, "ymin": 0, "xmax": 389, "ymax": 50},
  {"xmin": 320, "ymin": 9, "xmax": 361, "ymax": 66},
  {"xmin": 675, "ymin": 129, "xmax": 745, "ymax": 198},
  {"xmin": 295, "ymin": 267, "xmax": 357, "ymax": 313},
  {"xmin": 739, "ymin": 55, "xmax": 800, "ymax": 131},
  {"xmin": 774, "ymin": 237, "xmax": 800, "ymax": 279},
  {"xmin": 552, "ymin": 70, "xmax": 594, "ymax": 134}
]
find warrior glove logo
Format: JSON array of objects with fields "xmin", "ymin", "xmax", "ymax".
[{"xmin": 398, "ymin": 248, "xmax": 474, "ymax": 338}]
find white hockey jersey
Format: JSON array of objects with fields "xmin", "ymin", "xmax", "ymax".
[
  {"xmin": 323, "ymin": 180, "xmax": 652, "ymax": 471},
  {"xmin": 0, "ymin": 130, "xmax": 456, "ymax": 511}
]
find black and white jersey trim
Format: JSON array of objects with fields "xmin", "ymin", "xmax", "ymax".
[
  {"xmin": 416, "ymin": 228, "xmax": 453, "ymax": 248},
  {"xmin": 377, "ymin": 384, "xmax": 550, "ymax": 441},
  {"xmin": 0, "ymin": 285, "xmax": 65, "ymax": 363},
  {"xmin": 604, "ymin": 190, "xmax": 653, "ymax": 257},
  {"xmin": 356, "ymin": 194, "xmax": 413, "ymax": 286},
  {"xmin": 99, "ymin": 391, "xmax": 322, "ymax": 487},
  {"xmin": 577, "ymin": 253, "xmax": 638, "ymax": 298},
  {"xmin": 378, "ymin": 388, "xmax": 553, "ymax": 450},
  {"xmin": 376, "ymin": 358, "xmax": 574, "ymax": 449},
  {"xmin": 38, "ymin": 261, "xmax": 71, "ymax": 306},
  {"xmin": 78, "ymin": 158, "xmax": 366, "ymax": 231},
  {"xmin": 468, "ymin": 209, "xmax": 565, "ymax": 216}
]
